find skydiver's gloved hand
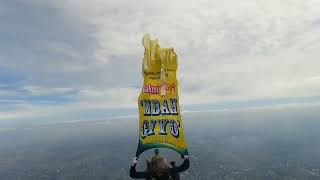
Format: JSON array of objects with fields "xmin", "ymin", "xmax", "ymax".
[
  {"xmin": 132, "ymin": 157, "xmax": 138, "ymax": 166},
  {"xmin": 181, "ymin": 155, "xmax": 189, "ymax": 160}
]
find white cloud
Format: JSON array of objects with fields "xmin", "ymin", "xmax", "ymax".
[
  {"xmin": 1, "ymin": 0, "xmax": 320, "ymax": 122},
  {"xmin": 22, "ymin": 85, "xmax": 75, "ymax": 96},
  {"xmin": 67, "ymin": 0, "xmax": 320, "ymax": 104},
  {"xmin": 75, "ymin": 87, "xmax": 140, "ymax": 108}
]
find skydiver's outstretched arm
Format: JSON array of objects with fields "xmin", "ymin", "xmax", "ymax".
[
  {"xmin": 130, "ymin": 165, "xmax": 148, "ymax": 178},
  {"xmin": 130, "ymin": 157, "xmax": 149, "ymax": 179},
  {"xmin": 176, "ymin": 155, "xmax": 190, "ymax": 172},
  {"xmin": 169, "ymin": 155, "xmax": 190, "ymax": 174}
]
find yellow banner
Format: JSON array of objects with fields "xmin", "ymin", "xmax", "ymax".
[{"xmin": 136, "ymin": 34, "xmax": 188, "ymax": 156}]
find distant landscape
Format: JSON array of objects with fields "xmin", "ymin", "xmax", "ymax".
[{"xmin": 1, "ymin": 104, "xmax": 320, "ymax": 180}]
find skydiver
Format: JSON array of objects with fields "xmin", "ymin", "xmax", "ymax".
[{"xmin": 130, "ymin": 155, "xmax": 190, "ymax": 180}]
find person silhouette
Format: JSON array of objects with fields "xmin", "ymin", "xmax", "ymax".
[{"xmin": 130, "ymin": 154, "xmax": 189, "ymax": 180}]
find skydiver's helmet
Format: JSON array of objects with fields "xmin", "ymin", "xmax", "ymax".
[{"xmin": 150, "ymin": 157, "xmax": 169, "ymax": 180}]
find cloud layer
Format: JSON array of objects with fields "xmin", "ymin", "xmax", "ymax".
[{"xmin": 1, "ymin": 0, "xmax": 320, "ymax": 121}]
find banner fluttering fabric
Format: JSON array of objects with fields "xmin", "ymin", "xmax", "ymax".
[{"xmin": 136, "ymin": 34, "xmax": 188, "ymax": 157}]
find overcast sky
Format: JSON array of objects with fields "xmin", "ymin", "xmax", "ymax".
[{"xmin": 1, "ymin": 0, "xmax": 320, "ymax": 122}]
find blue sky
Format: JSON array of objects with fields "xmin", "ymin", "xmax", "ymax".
[{"xmin": 0, "ymin": 0, "xmax": 320, "ymax": 123}]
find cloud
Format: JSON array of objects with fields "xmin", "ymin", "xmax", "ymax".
[
  {"xmin": 22, "ymin": 85, "xmax": 76, "ymax": 96},
  {"xmin": 1, "ymin": 0, "xmax": 320, "ymax": 122}
]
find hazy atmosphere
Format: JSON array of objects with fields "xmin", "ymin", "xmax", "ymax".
[
  {"xmin": 1, "ymin": 106, "xmax": 320, "ymax": 179},
  {"xmin": 1, "ymin": 0, "xmax": 320, "ymax": 179}
]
